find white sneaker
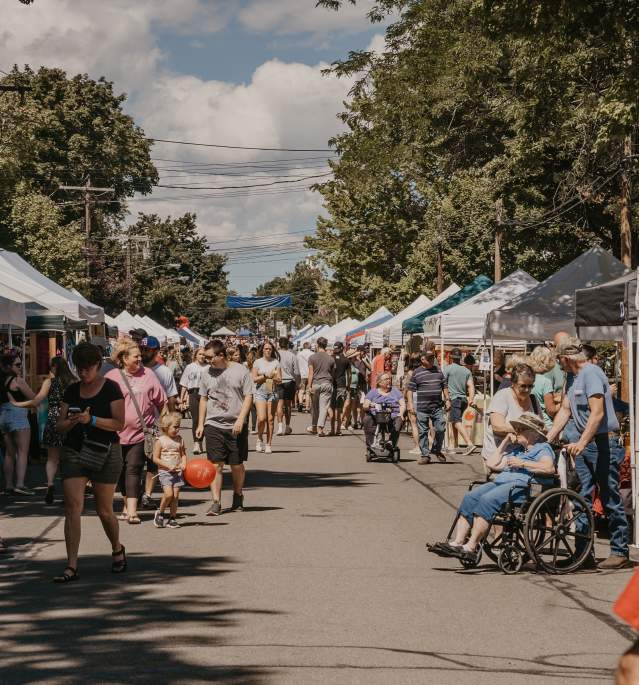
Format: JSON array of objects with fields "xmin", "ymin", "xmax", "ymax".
[
  {"xmin": 255, "ymin": 439, "xmax": 264, "ymax": 452},
  {"xmin": 265, "ymin": 445, "xmax": 272, "ymax": 454},
  {"xmin": 251, "ymin": 429, "xmax": 257, "ymax": 435},
  {"xmin": 276, "ymin": 423, "xmax": 284, "ymax": 436}
]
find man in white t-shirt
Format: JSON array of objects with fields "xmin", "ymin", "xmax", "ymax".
[{"xmin": 297, "ymin": 341, "xmax": 313, "ymax": 412}]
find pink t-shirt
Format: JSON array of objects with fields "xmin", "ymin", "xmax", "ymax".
[{"xmin": 105, "ymin": 367, "xmax": 167, "ymax": 445}]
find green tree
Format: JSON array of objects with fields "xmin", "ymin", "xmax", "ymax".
[
  {"xmin": 311, "ymin": 0, "xmax": 639, "ymax": 314},
  {"xmin": 123, "ymin": 213, "xmax": 228, "ymax": 334},
  {"xmin": 0, "ymin": 66, "xmax": 158, "ymax": 299}
]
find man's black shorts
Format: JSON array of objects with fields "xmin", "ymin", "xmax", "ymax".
[
  {"xmin": 204, "ymin": 423, "xmax": 248, "ymax": 465},
  {"xmin": 331, "ymin": 387, "xmax": 349, "ymax": 410},
  {"xmin": 277, "ymin": 380, "xmax": 296, "ymax": 401},
  {"xmin": 450, "ymin": 398, "xmax": 468, "ymax": 423}
]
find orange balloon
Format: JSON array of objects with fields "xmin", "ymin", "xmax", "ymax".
[{"xmin": 184, "ymin": 458, "xmax": 217, "ymax": 489}]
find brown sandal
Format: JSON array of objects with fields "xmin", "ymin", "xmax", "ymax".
[{"xmin": 127, "ymin": 515, "xmax": 141, "ymax": 525}]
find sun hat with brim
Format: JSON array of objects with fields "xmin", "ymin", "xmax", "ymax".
[{"xmin": 510, "ymin": 412, "xmax": 547, "ymax": 438}]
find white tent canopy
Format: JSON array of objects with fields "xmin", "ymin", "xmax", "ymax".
[
  {"xmin": 114, "ymin": 310, "xmax": 143, "ymax": 335},
  {"xmin": 325, "ymin": 317, "xmax": 360, "ymax": 345},
  {"xmin": 366, "ymin": 284, "xmax": 460, "ymax": 347},
  {"xmin": 104, "ymin": 314, "xmax": 119, "ymax": 330},
  {"xmin": 212, "ymin": 326, "xmax": 236, "ymax": 337},
  {"xmin": 0, "ymin": 294, "xmax": 26, "ymax": 329},
  {"xmin": 296, "ymin": 325, "xmax": 326, "ymax": 346},
  {"xmin": 139, "ymin": 315, "xmax": 181, "ymax": 344},
  {"xmin": 308, "ymin": 318, "xmax": 359, "ymax": 345},
  {"xmin": 345, "ymin": 306, "xmax": 393, "ymax": 341},
  {"xmin": 423, "ymin": 270, "xmax": 539, "ymax": 343},
  {"xmin": 486, "ymin": 247, "xmax": 627, "ymax": 340},
  {"xmin": 0, "ymin": 250, "xmax": 104, "ymax": 324}
]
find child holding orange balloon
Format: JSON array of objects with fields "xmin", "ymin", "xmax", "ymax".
[{"xmin": 152, "ymin": 412, "xmax": 187, "ymax": 529}]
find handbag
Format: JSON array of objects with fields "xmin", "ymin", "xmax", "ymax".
[
  {"xmin": 68, "ymin": 439, "xmax": 111, "ymax": 471},
  {"xmin": 119, "ymin": 369, "xmax": 155, "ymax": 458}
]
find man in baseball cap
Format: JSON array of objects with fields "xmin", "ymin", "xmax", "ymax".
[
  {"xmin": 139, "ymin": 335, "xmax": 179, "ymax": 508},
  {"xmin": 548, "ymin": 338, "xmax": 629, "ymax": 569}
]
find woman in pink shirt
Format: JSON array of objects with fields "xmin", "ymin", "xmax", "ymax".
[{"xmin": 106, "ymin": 339, "xmax": 166, "ymax": 524}]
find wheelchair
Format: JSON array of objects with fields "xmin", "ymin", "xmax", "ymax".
[
  {"xmin": 428, "ymin": 452, "xmax": 595, "ymax": 574},
  {"xmin": 365, "ymin": 403, "xmax": 400, "ymax": 463}
]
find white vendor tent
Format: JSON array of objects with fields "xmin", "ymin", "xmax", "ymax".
[
  {"xmin": 308, "ymin": 318, "xmax": 359, "ymax": 345},
  {"xmin": 366, "ymin": 284, "xmax": 460, "ymax": 347},
  {"xmin": 139, "ymin": 315, "xmax": 181, "ymax": 344},
  {"xmin": 423, "ymin": 270, "xmax": 539, "ymax": 343},
  {"xmin": 114, "ymin": 310, "xmax": 143, "ymax": 335},
  {"xmin": 325, "ymin": 317, "xmax": 360, "ymax": 345},
  {"xmin": 486, "ymin": 247, "xmax": 626, "ymax": 340},
  {"xmin": 296, "ymin": 325, "xmax": 326, "ymax": 346},
  {"xmin": 211, "ymin": 326, "xmax": 236, "ymax": 337},
  {"xmin": 0, "ymin": 293, "xmax": 26, "ymax": 330},
  {"xmin": 345, "ymin": 306, "xmax": 393, "ymax": 343},
  {"xmin": 0, "ymin": 250, "xmax": 104, "ymax": 324}
]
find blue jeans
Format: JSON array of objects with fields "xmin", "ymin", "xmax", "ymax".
[
  {"xmin": 459, "ymin": 479, "xmax": 529, "ymax": 524},
  {"xmin": 416, "ymin": 407, "xmax": 445, "ymax": 457},
  {"xmin": 575, "ymin": 434, "xmax": 628, "ymax": 557}
]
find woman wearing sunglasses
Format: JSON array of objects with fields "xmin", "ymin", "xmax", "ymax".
[
  {"xmin": 481, "ymin": 363, "xmax": 543, "ymax": 470},
  {"xmin": 0, "ymin": 354, "xmax": 37, "ymax": 496}
]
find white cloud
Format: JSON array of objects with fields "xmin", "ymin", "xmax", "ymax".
[
  {"xmin": 238, "ymin": 0, "xmax": 378, "ymax": 35},
  {"xmin": 1, "ymin": 0, "xmax": 356, "ymax": 291},
  {"xmin": 366, "ymin": 33, "xmax": 386, "ymax": 55}
]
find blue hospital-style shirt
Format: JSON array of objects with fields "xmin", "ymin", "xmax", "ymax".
[
  {"xmin": 568, "ymin": 363, "xmax": 619, "ymax": 436},
  {"xmin": 494, "ymin": 441, "xmax": 555, "ymax": 487}
]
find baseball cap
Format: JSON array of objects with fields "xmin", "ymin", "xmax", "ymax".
[
  {"xmin": 140, "ymin": 336, "xmax": 160, "ymax": 349},
  {"xmin": 450, "ymin": 347, "xmax": 462, "ymax": 359},
  {"xmin": 556, "ymin": 337, "xmax": 582, "ymax": 357},
  {"xmin": 129, "ymin": 328, "xmax": 148, "ymax": 340}
]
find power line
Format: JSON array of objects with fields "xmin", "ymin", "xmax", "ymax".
[
  {"xmin": 155, "ymin": 172, "xmax": 332, "ymax": 191},
  {"xmin": 148, "ymin": 138, "xmax": 334, "ymax": 153}
]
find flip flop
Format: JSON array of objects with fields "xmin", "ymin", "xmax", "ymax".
[{"xmin": 127, "ymin": 516, "xmax": 141, "ymax": 525}]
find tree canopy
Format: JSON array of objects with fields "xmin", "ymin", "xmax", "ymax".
[{"xmin": 309, "ymin": 0, "xmax": 639, "ymax": 315}]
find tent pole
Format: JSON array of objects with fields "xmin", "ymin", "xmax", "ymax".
[{"xmin": 633, "ymin": 319, "xmax": 639, "ymax": 550}]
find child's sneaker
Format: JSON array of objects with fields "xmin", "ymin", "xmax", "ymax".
[
  {"xmin": 153, "ymin": 510, "xmax": 165, "ymax": 528},
  {"xmin": 166, "ymin": 517, "xmax": 180, "ymax": 529}
]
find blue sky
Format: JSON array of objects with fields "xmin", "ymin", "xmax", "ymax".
[{"xmin": 2, "ymin": 0, "xmax": 387, "ymax": 295}]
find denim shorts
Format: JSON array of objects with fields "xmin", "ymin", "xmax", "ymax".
[
  {"xmin": 254, "ymin": 387, "xmax": 277, "ymax": 402},
  {"xmin": 158, "ymin": 470, "xmax": 185, "ymax": 488},
  {"xmin": 0, "ymin": 402, "xmax": 30, "ymax": 433}
]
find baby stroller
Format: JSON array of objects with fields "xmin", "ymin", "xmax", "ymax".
[{"xmin": 366, "ymin": 402, "xmax": 400, "ymax": 463}]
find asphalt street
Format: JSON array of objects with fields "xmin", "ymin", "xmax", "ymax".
[{"xmin": 0, "ymin": 412, "xmax": 635, "ymax": 684}]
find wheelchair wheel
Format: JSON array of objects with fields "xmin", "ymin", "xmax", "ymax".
[
  {"xmin": 523, "ymin": 487, "xmax": 594, "ymax": 574},
  {"xmin": 497, "ymin": 545, "xmax": 523, "ymax": 574}
]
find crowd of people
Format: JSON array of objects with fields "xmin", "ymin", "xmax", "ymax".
[{"xmin": 0, "ymin": 327, "xmax": 633, "ymax": 579}]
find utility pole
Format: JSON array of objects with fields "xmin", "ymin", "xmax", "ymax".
[
  {"xmin": 125, "ymin": 238, "xmax": 132, "ymax": 311},
  {"xmin": 494, "ymin": 198, "xmax": 504, "ymax": 283},
  {"xmin": 621, "ymin": 134, "xmax": 633, "ymax": 268},
  {"xmin": 436, "ymin": 216, "xmax": 444, "ymax": 294},
  {"xmin": 59, "ymin": 177, "xmax": 114, "ymax": 289}
]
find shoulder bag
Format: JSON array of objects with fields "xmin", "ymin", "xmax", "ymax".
[
  {"xmin": 66, "ymin": 384, "xmax": 112, "ymax": 471},
  {"xmin": 119, "ymin": 369, "xmax": 155, "ymax": 458}
]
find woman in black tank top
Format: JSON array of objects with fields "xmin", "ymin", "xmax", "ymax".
[{"xmin": 0, "ymin": 354, "xmax": 37, "ymax": 497}]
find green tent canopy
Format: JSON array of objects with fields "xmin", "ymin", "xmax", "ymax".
[{"xmin": 402, "ymin": 275, "xmax": 493, "ymax": 334}]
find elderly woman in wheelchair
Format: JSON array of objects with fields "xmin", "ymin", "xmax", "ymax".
[{"xmin": 428, "ymin": 412, "xmax": 595, "ymax": 573}]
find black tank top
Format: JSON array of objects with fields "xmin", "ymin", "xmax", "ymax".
[{"xmin": 0, "ymin": 373, "xmax": 26, "ymax": 404}]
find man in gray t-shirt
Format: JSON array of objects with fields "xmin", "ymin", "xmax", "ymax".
[
  {"xmin": 307, "ymin": 336, "xmax": 335, "ymax": 435},
  {"xmin": 276, "ymin": 337, "xmax": 299, "ymax": 436},
  {"xmin": 196, "ymin": 340, "xmax": 253, "ymax": 516}
]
